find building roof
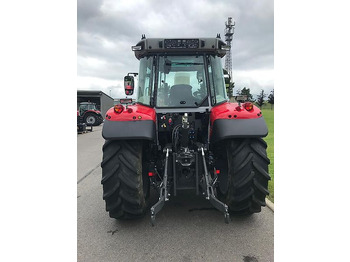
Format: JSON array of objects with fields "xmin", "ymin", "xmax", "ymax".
[{"xmin": 77, "ymin": 90, "xmax": 113, "ymax": 99}]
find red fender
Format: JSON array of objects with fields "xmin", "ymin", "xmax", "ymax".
[
  {"xmin": 210, "ymin": 102, "xmax": 262, "ymax": 124},
  {"xmin": 105, "ymin": 103, "xmax": 156, "ymax": 122}
]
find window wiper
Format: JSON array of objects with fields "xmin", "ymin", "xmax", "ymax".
[
  {"xmin": 194, "ymin": 95, "xmax": 208, "ymax": 107},
  {"xmin": 171, "ymin": 62, "xmax": 203, "ymax": 66}
]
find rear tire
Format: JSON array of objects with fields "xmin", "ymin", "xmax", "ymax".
[
  {"xmin": 215, "ymin": 138, "xmax": 270, "ymax": 215},
  {"xmin": 101, "ymin": 140, "xmax": 149, "ymax": 219},
  {"xmin": 96, "ymin": 115, "xmax": 104, "ymax": 126},
  {"xmin": 84, "ymin": 113, "xmax": 97, "ymax": 126}
]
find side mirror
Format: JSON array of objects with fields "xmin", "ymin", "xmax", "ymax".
[
  {"xmin": 124, "ymin": 75, "xmax": 134, "ymax": 95},
  {"xmin": 224, "ymin": 74, "xmax": 230, "ymax": 88},
  {"xmin": 223, "ymin": 71, "xmax": 231, "ymax": 88}
]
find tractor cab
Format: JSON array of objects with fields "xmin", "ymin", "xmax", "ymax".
[
  {"xmin": 79, "ymin": 102, "xmax": 100, "ymax": 115},
  {"xmin": 127, "ymin": 37, "xmax": 229, "ymax": 110}
]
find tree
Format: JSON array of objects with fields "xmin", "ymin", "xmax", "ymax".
[
  {"xmin": 268, "ymin": 89, "xmax": 274, "ymax": 109},
  {"xmin": 236, "ymin": 87, "xmax": 254, "ymax": 102},
  {"xmin": 227, "ymin": 82, "xmax": 234, "ymax": 98},
  {"xmin": 256, "ymin": 89, "xmax": 266, "ymax": 107}
]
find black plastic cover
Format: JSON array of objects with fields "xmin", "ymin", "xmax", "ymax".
[
  {"xmin": 102, "ymin": 120, "xmax": 156, "ymax": 141},
  {"xmin": 211, "ymin": 117, "xmax": 268, "ymax": 144}
]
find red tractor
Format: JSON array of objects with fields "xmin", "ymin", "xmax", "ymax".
[
  {"xmin": 101, "ymin": 36, "xmax": 270, "ymax": 225},
  {"xmin": 78, "ymin": 102, "xmax": 103, "ymax": 126}
]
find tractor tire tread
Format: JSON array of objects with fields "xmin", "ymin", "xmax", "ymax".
[
  {"xmin": 101, "ymin": 140, "xmax": 148, "ymax": 220},
  {"xmin": 219, "ymin": 138, "xmax": 270, "ymax": 216}
]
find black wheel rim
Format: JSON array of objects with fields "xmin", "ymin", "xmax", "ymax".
[{"xmin": 86, "ymin": 116, "xmax": 96, "ymax": 124}]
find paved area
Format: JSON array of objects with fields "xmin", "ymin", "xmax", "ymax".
[{"xmin": 77, "ymin": 125, "xmax": 104, "ymax": 182}]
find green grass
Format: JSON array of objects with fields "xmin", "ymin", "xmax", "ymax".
[{"xmin": 261, "ymin": 108, "xmax": 274, "ymax": 202}]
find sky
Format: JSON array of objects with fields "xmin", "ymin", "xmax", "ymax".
[{"xmin": 77, "ymin": 0, "xmax": 274, "ymax": 99}]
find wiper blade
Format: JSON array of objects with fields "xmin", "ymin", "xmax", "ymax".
[
  {"xmin": 172, "ymin": 62, "xmax": 203, "ymax": 65},
  {"xmin": 195, "ymin": 95, "xmax": 208, "ymax": 107}
]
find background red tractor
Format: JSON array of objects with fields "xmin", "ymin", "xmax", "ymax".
[{"xmin": 78, "ymin": 102, "xmax": 103, "ymax": 126}]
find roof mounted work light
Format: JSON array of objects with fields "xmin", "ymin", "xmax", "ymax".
[{"xmin": 132, "ymin": 46, "xmax": 142, "ymax": 51}]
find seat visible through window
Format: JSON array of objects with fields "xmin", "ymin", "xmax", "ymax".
[{"xmin": 168, "ymin": 84, "xmax": 196, "ymax": 106}]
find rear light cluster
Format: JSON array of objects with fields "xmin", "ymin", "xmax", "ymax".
[
  {"xmin": 234, "ymin": 102, "xmax": 254, "ymax": 112},
  {"xmin": 243, "ymin": 102, "xmax": 254, "ymax": 111},
  {"xmin": 114, "ymin": 104, "xmax": 124, "ymax": 114},
  {"xmin": 114, "ymin": 104, "xmax": 134, "ymax": 114}
]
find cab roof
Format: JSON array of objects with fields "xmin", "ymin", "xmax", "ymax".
[{"xmin": 132, "ymin": 37, "xmax": 228, "ymax": 60}]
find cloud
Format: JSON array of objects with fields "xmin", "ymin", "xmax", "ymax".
[
  {"xmin": 77, "ymin": 0, "xmax": 274, "ymax": 98},
  {"xmin": 233, "ymin": 69, "xmax": 274, "ymax": 96},
  {"xmin": 77, "ymin": 0, "xmax": 104, "ymax": 28}
]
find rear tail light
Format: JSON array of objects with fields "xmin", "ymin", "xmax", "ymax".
[
  {"xmin": 114, "ymin": 104, "xmax": 124, "ymax": 114},
  {"xmin": 243, "ymin": 102, "xmax": 254, "ymax": 111}
]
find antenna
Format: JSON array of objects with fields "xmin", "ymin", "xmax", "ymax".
[{"xmin": 224, "ymin": 17, "xmax": 235, "ymax": 78}]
